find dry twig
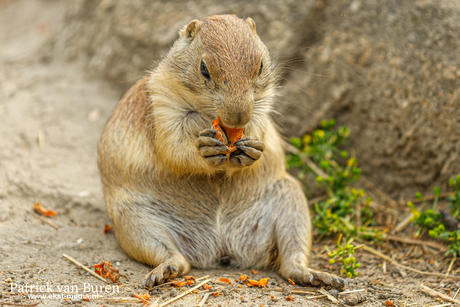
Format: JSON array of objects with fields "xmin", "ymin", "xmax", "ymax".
[
  {"xmin": 446, "ymin": 257, "xmax": 457, "ymax": 277},
  {"xmin": 420, "ymin": 284, "xmax": 460, "ymax": 304},
  {"xmin": 305, "ymin": 289, "xmax": 365, "ymax": 300},
  {"xmin": 361, "ymin": 245, "xmax": 460, "ymax": 280},
  {"xmin": 197, "ymin": 292, "xmax": 212, "ymax": 307},
  {"xmin": 318, "ymin": 288, "xmax": 339, "ymax": 303},
  {"xmin": 159, "ymin": 279, "xmax": 210, "ymax": 307},
  {"xmin": 362, "ymin": 178, "xmax": 397, "ymax": 208},
  {"xmin": 32, "ymin": 213, "xmax": 58, "ymax": 229},
  {"xmin": 0, "ymin": 302, "xmax": 42, "ymax": 306},
  {"xmin": 393, "ymin": 213, "xmax": 414, "ymax": 233},
  {"xmin": 62, "ymin": 254, "xmax": 108, "ymax": 283},
  {"xmin": 386, "ymin": 235, "xmax": 448, "ymax": 252},
  {"xmin": 409, "ymin": 192, "xmax": 455, "ymax": 204}
]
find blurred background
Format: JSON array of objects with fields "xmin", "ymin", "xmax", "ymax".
[{"xmin": 2, "ymin": 0, "xmax": 460, "ymax": 201}]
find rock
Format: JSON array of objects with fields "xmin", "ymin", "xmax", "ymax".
[
  {"xmin": 281, "ymin": 285, "xmax": 291, "ymax": 296},
  {"xmin": 341, "ymin": 291, "xmax": 367, "ymax": 305},
  {"xmin": 328, "ymin": 288, "xmax": 339, "ymax": 299},
  {"xmin": 170, "ymin": 287, "xmax": 178, "ymax": 297},
  {"xmin": 42, "ymin": 0, "xmax": 460, "ymax": 198}
]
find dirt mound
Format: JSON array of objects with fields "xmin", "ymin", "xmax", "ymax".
[{"xmin": 43, "ymin": 0, "xmax": 460, "ymax": 198}]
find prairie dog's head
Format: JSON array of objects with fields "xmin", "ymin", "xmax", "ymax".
[{"xmin": 162, "ymin": 15, "xmax": 277, "ymax": 128}]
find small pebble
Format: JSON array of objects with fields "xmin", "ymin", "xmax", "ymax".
[
  {"xmin": 281, "ymin": 285, "xmax": 291, "ymax": 296},
  {"xmin": 170, "ymin": 288, "xmax": 178, "ymax": 297},
  {"xmin": 329, "ymin": 289, "xmax": 339, "ymax": 298}
]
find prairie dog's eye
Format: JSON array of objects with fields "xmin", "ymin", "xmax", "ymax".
[
  {"xmin": 258, "ymin": 61, "xmax": 263, "ymax": 77},
  {"xmin": 201, "ymin": 60, "xmax": 210, "ymax": 80}
]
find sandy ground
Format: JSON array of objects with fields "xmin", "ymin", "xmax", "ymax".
[{"xmin": 1, "ymin": 1, "xmax": 459, "ymax": 306}]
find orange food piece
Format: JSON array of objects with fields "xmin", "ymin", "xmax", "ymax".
[
  {"xmin": 271, "ymin": 295, "xmax": 275, "ymax": 299},
  {"xmin": 285, "ymin": 295, "xmax": 294, "ymax": 301},
  {"xmin": 217, "ymin": 277, "xmax": 231, "ymax": 284},
  {"xmin": 172, "ymin": 281, "xmax": 186, "ymax": 287},
  {"xmin": 103, "ymin": 224, "xmax": 112, "ymax": 234},
  {"xmin": 385, "ymin": 300, "xmax": 394, "ymax": 306},
  {"xmin": 93, "ymin": 260, "xmax": 120, "ymax": 283},
  {"xmin": 211, "ymin": 116, "xmax": 245, "ymax": 153},
  {"xmin": 248, "ymin": 280, "xmax": 260, "ymax": 286},
  {"xmin": 213, "ymin": 292, "xmax": 219, "ymax": 297},
  {"xmin": 239, "ymin": 275, "xmax": 248, "ymax": 281},
  {"xmin": 134, "ymin": 293, "xmax": 151, "ymax": 301},
  {"xmin": 252, "ymin": 270, "xmax": 259, "ymax": 274},
  {"xmin": 65, "ymin": 298, "xmax": 69, "ymax": 301},
  {"xmin": 288, "ymin": 279, "xmax": 295, "ymax": 286},
  {"xmin": 238, "ymin": 285, "xmax": 242, "ymax": 288},
  {"xmin": 248, "ymin": 277, "xmax": 269, "ymax": 288},
  {"xmin": 202, "ymin": 283, "xmax": 212, "ymax": 290},
  {"xmin": 82, "ymin": 296, "xmax": 89, "ymax": 301},
  {"xmin": 258, "ymin": 277, "xmax": 269, "ymax": 288},
  {"xmin": 33, "ymin": 202, "xmax": 57, "ymax": 217},
  {"xmin": 183, "ymin": 275, "xmax": 195, "ymax": 280}
]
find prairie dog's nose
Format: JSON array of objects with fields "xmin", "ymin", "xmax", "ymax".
[{"xmin": 222, "ymin": 111, "xmax": 252, "ymax": 128}]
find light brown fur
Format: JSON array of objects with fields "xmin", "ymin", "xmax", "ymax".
[{"xmin": 98, "ymin": 15, "xmax": 345, "ymax": 290}]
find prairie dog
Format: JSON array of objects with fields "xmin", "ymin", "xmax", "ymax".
[{"xmin": 98, "ymin": 15, "xmax": 345, "ymax": 290}]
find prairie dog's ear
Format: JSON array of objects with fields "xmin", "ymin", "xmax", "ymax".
[
  {"xmin": 246, "ymin": 17, "xmax": 257, "ymax": 36},
  {"xmin": 179, "ymin": 19, "xmax": 202, "ymax": 39}
]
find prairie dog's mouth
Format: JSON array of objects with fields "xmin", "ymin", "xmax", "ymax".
[{"xmin": 212, "ymin": 116, "xmax": 245, "ymax": 149}]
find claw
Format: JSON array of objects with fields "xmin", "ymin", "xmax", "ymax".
[
  {"xmin": 196, "ymin": 136, "xmax": 227, "ymax": 148},
  {"xmin": 199, "ymin": 145, "xmax": 231, "ymax": 157},
  {"xmin": 199, "ymin": 128, "xmax": 217, "ymax": 137},
  {"xmin": 234, "ymin": 154, "xmax": 256, "ymax": 166},
  {"xmin": 234, "ymin": 138, "xmax": 265, "ymax": 151},
  {"xmin": 236, "ymin": 145, "xmax": 262, "ymax": 160}
]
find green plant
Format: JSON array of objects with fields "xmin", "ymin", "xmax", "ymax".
[
  {"xmin": 325, "ymin": 235, "xmax": 362, "ymax": 278},
  {"xmin": 408, "ymin": 175, "xmax": 460, "ymax": 257},
  {"xmin": 286, "ymin": 120, "xmax": 381, "ymax": 241}
]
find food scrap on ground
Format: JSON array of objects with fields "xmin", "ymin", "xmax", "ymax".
[
  {"xmin": 202, "ymin": 283, "xmax": 212, "ymax": 290},
  {"xmin": 134, "ymin": 292, "xmax": 151, "ymax": 302},
  {"xmin": 288, "ymin": 279, "xmax": 295, "ymax": 286},
  {"xmin": 93, "ymin": 260, "xmax": 120, "ymax": 283},
  {"xmin": 246, "ymin": 277, "xmax": 270, "ymax": 288},
  {"xmin": 285, "ymin": 295, "xmax": 294, "ymax": 301},
  {"xmin": 103, "ymin": 224, "xmax": 112, "ymax": 233},
  {"xmin": 172, "ymin": 281, "xmax": 186, "ymax": 287},
  {"xmin": 252, "ymin": 269, "xmax": 259, "ymax": 274},
  {"xmin": 217, "ymin": 277, "xmax": 231, "ymax": 284},
  {"xmin": 33, "ymin": 202, "xmax": 57, "ymax": 217}
]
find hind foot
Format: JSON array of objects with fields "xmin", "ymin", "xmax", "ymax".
[
  {"xmin": 284, "ymin": 267, "xmax": 346, "ymax": 290},
  {"xmin": 142, "ymin": 257, "xmax": 189, "ymax": 289}
]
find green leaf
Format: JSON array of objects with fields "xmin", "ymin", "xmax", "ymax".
[
  {"xmin": 290, "ymin": 137, "xmax": 302, "ymax": 149},
  {"xmin": 434, "ymin": 186, "xmax": 441, "ymax": 197}
]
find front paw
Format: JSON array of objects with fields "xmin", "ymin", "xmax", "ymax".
[
  {"xmin": 196, "ymin": 129, "xmax": 230, "ymax": 166},
  {"xmin": 229, "ymin": 137, "xmax": 264, "ymax": 167}
]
